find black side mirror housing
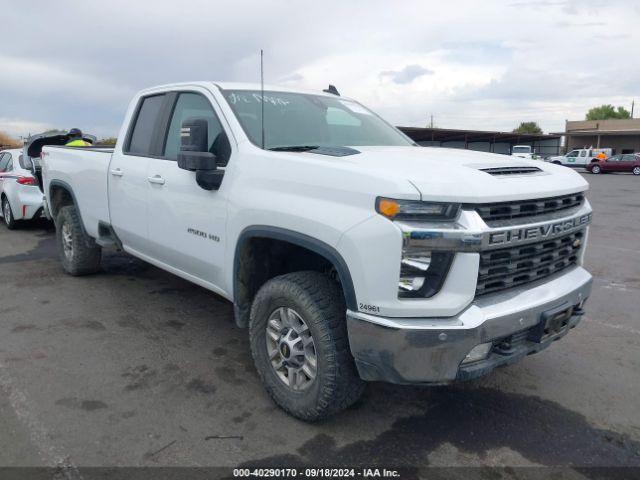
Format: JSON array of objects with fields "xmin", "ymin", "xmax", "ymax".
[
  {"xmin": 177, "ymin": 117, "xmax": 224, "ymax": 190},
  {"xmin": 195, "ymin": 170, "xmax": 224, "ymax": 191}
]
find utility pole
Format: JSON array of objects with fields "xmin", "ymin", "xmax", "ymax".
[
  {"xmin": 631, "ymin": 100, "xmax": 635, "ymax": 118},
  {"xmin": 429, "ymin": 114, "xmax": 434, "ymax": 129}
]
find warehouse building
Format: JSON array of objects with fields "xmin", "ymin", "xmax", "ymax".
[
  {"xmin": 554, "ymin": 118, "xmax": 640, "ymax": 154},
  {"xmin": 398, "ymin": 127, "xmax": 562, "ymax": 157}
]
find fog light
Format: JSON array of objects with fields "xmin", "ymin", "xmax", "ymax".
[
  {"xmin": 398, "ymin": 250, "xmax": 454, "ymax": 298},
  {"xmin": 462, "ymin": 342, "xmax": 492, "ymax": 364}
]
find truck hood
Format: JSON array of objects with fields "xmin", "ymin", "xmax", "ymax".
[{"xmin": 332, "ymin": 146, "xmax": 589, "ymax": 203}]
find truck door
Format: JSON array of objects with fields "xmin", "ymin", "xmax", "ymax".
[
  {"xmin": 564, "ymin": 150, "xmax": 578, "ymax": 165},
  {"xmin": 578, "ymin": 150, "xmax": 588, "ymax": 166},
  {"xmin": 145, "ymin": 90, "xmax": 231, "ymax": 291},
  {"xmin": 108, "ymin": 93, "xmax": 166, "ymax": 253}
]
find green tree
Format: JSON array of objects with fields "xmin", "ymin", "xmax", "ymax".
[
  {"xmin": 513, "ymin": 121, "xmax": 542, "ymax": 134},
  {"xmin": 585, "ymin": 105, "xmax": 631, "ymax": 121}
]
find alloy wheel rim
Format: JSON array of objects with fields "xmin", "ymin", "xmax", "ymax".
[
  {"xmin": 265, "ymin": 307, "xmax": 317, "ymax": 391},
  {"xmin": 3, "ymin": 202, "xmax": 10, "ymax": 225},
  {"xmin": 593, "ymin": 166, "xmax": 600, "ymax": 173},
  {"xmin": 634, "ymin": 167, "xmax": 640, "ymax": 175},
  {"xmin": 61, "ymin": 223, "xmax": 74, "ymax": 260}
]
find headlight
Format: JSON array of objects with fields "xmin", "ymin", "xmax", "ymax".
[{"xmin": 376, "ymin": 197, "xmax": 460, "ymax": 221}]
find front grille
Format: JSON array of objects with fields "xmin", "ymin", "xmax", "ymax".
[
  {"xmin": 476, "ymin": 230, "xmax": 584, "ymax": 296},
  {"xmin": 472, "ymin": 192, "xmax": 584, "ymax": 223},
  {"xmin": 480, "ymin": 166, "xmax": 542, "ymax": 176}
]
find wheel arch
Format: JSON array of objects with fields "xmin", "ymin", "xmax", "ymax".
[
  {"xmin": 48, "ymin": 180, "xmax": 91, "ymax": 240},
  {"xmin": 233, "ymin": 226, "xmax": 357, "ymax": 328}
]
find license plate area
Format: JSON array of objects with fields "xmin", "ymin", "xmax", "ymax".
[{"xmin": 528, "ymin": 302, "xmax": 573, "ymax": 343}]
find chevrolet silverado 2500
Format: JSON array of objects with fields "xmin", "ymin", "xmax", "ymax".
[{"xmin": 41, "ymin": 82, "xmax": 593, "ymax": 421}]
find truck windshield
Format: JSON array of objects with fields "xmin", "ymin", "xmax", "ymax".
[
  {"xmin": 222, "ymin": 90, "xmax": 413, "ymax": 150},
  {"xmin": 512, "ymin": 146, "xmax": 531, "ymax": 153}
]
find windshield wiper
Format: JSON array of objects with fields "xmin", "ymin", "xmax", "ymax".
[{"xmin": 268, "ymin": 145, "xmax": 320, "ymax": 152}]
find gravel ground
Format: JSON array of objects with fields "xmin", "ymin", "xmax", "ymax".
[{"xmin": 0, "ymin": 172, "xmax": 638, "ymax": 473}]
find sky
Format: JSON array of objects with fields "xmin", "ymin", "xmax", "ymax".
[{"xmin": 1, "ymin": 0, "xmax": 638, "ymax": 139}]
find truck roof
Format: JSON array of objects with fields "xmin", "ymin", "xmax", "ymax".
[{"xmin": 137, "ymin": 81, "xmax": 349, "ymax": 100}]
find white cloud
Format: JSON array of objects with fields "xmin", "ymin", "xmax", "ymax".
[
  {"xmin": 0, "ymin": 119, "xmax": 52, "ymax": 138},
  {"xmin": 0, "ymin": 0, "xmax": 638, "ymax": 137},
  {"xmin": 380, "ymin": 65, "xmax": 434, "ymax": 84},
  {"xmin": 0, "ymin": 55, "xmax": 133, "ymax": 105}
]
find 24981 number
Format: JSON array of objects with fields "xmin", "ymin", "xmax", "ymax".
[{"xmin": 359, "ymin": 303, "xmax": 380, "ymax": 313}]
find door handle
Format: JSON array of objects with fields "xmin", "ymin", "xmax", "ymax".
[
  {"xmin": 147, "ymin": 175, "xmax": 165, "ymax": 185},
  {"xmin": 110, "ymin": 168, "xmax": 124, "ymax": 177}
]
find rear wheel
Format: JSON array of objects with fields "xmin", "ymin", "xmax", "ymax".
[
  {"xmin": 2, "ymin": 197, "xmax": 17, "ymax": 230},
  {"xmin": 249, "ymin": 271, "xmax": 365, "ymax": 421},
  {"xmin": 633, "ymin": 166, "xmax": 640, "ymax": 176},
  {"xmin": 56, "ymin": 205, "xmax": 102, "ymax": 276},
  {"xmin": 591, "ymin": 165, "xmax": 601, "ymax": 174}
]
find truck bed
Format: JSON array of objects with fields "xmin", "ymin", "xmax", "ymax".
[{"xmin": 42, "ymin": 146, "xmax": 113, "ymax": 237}]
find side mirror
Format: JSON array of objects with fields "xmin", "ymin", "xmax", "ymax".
[{"xmin": 177, "ymin": 117, "xmax": 223, "ymax": 191}]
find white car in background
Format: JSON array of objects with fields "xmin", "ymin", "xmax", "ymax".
[{"xmin": 0, "ymin": 148, "xmax": 45, "ymax": 229}]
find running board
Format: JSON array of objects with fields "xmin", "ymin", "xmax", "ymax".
[{"xmin": 97, "ymin": 222, "xmax": 123, "ymax": 251}]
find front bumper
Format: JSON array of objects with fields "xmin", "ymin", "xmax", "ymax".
[{"xmin": 347, "ymin": 266, "xmax": 592, "ymax": 384}]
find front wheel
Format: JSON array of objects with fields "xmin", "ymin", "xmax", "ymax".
[
  {"xmin": 249, "ymin": 271, "xmax": 365, "ymax": 421},
  {"xmin": 2, "ymin": 197, "xmax": 17, "ymax": 230},
  {"xmin": 633, "ymin": 166, "xmax": 640, "ymax": 176},
  {"xmin": 56, "ymin": 205, "xmax": 102, "ymax": 276},
  {"xmin": 591, "ymin": 165, "xmax": 601, "ymax": 174}
]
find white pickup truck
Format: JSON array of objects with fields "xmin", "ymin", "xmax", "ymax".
[
  {"xmin": 40, "ymin": 82, "xmax": 593, "ymax": 421},
  {"xmin": 548, "ymin": 148, "xmax": 613, "ymax": 167},
  {"xmin": 510, "ymin": 145, "xmax": 541, "ymax": 161}
]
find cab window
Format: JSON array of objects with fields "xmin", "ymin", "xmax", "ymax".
[
  {"xmin": 164, "ymin": 93, "xmax": 231, "ymax": 166},
  {"xmin": 126, "ymin": 94, "xmax": 165, "ymax": 156},
  {"xmin": 566, "ymin": 151, "xmax": 578, "ymax": 157}
]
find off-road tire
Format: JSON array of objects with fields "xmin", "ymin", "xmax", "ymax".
[
  {"xmin": 250, "ymin": 271, "xmax": 365, "ymax": 421},
  {"xmin": 56, "ymin": 205, "xmax": 102, "ymax": 276},
  {"xmin": 2, "ymin": 197, "xmax": 18, "ymax": 230}
]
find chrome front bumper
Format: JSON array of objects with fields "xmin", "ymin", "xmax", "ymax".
[{"xmin": 346, "ymin": 266, "xmax": 592, "ymax": 384}]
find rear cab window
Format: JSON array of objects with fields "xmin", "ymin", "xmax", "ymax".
[{"xmin": 125, "ymin": 94, "xmax": 166, "ymax": 156}]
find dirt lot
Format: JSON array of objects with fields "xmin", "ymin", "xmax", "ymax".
[{"xmin": 0, "ymin": 172, "xmax": 639, "ymax": 472}]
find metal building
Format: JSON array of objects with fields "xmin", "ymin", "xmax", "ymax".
[{"xmin": 398, "ymin": 127, "xmax": 562, "ymax": 157}]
